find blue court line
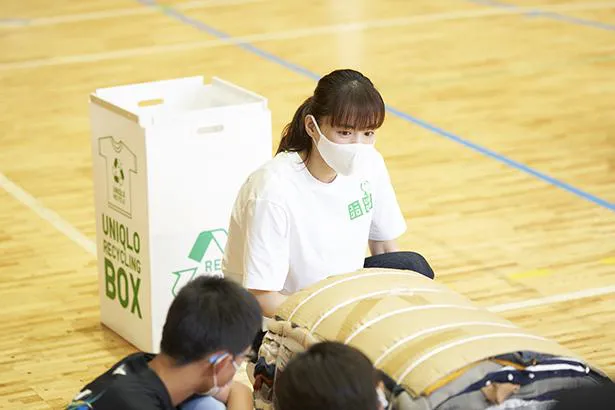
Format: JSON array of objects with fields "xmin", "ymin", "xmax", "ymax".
[
  {"xmin": 135, "ymin": 0, "xmax": 615, "ymax": 213},
  {"xmin": 466, "ymin": 0, "xmax": 615, "ymax": 31}
]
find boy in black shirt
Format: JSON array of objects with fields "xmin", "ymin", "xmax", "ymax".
[{"xmin": 66, "ymin": 276, "xmax": 262, "ymax": 410}]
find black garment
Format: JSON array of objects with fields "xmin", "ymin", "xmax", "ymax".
[
  {"xmin": 66, "ymin": 352, "xmax": 175, "ymax": 410},
  {"xmin": 551, "ymin": 383, "xmax": 615, "ymax": 410},
  {"xmin": 364, "ymin": 251, "xmax": 435, "ymax": 279}
]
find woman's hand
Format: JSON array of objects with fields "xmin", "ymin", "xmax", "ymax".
[{"xmin": 226, "ymin": 381, "xmax": 254, "ymax": 410}]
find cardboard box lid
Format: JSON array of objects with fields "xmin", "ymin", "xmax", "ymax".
[{"xmin": 90, "ymin": 76, "xmax": 268, "ymax": 126}]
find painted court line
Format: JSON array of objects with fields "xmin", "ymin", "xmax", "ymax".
[
  {"xmin": 4, "ymin": 3, "xmax": 615, "ymax": 70},
  {"xmin": 488, "ymin": 286, "xmax": 615, "ymax": 312},
  {"xmin": 0, "ymin": 172, "xmax": 96, "ymax": 255},
  {"xmin": 0, "ymin": 18, "xmax": 30, "ymax": 27},
  {"xmin": 2, "ymin": 169, "xmax": 614, "ymax": 312},
  {"xmin": 2, "ymin": 0, "xmax": 614, "ymax": 28},
  {"xmin": 0, "ymin": 0, "xmax": 267, "ymax": 28},
  {"xmin": 413, "ymin": 49, "xmax": 615, "ymax": 86},
  {"xmin": 466, "ymin": 0, "xmax": 615, "ymax": 31},
  {"xmin": 0, "ymin": 9, "xmax": 573, "ymax": 70},
  {"xmin": 1, "ymin": 1, "xmax": 613, "ymax": 317},
  {"xmin": 135, "ymin": 0, "xmax": 615, "ymax": 213},
  {"xmin": 385, "ymin": 107, "xmax": 615, "ymax": 213},
  {"xmin": 0, "ymin": 40, "xmax": 226, "ymax": 70}
]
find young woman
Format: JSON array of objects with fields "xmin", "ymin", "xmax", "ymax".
[{"xmin": 222, "ymin": 69, "xmax": 434, "ymax": 317}]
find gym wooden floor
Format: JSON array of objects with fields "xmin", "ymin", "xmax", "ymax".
[{"xmin": 1, "ymin": 0, "xmax": 614, "ymax": 408}]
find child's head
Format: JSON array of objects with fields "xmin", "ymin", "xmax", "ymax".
[
  {"xmin": 274, "ymin": 342, "xmax": 385, "ymax": 410},
  {"xmin": 160, "ymin": 276, "xmax": 262, "ymax": 392}
]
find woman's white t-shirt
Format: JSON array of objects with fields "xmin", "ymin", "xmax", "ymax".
[{"xmin": 222, "ymin": 150, "xmax": 407, "ymax": 294}]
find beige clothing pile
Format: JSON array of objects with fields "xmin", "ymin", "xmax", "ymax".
[{"xmin": 251, "ymin": 268, "xmax": 608, "ymax": 409}]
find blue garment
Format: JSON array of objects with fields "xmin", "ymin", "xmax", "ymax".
[{"xmin": 180, "ymin": 396, "xmax": 226, "ymax": 410}]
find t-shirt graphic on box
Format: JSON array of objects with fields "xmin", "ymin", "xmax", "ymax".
[{"xmin": 99, "ymin": 136, "xmax": 138, "ymax": 218}]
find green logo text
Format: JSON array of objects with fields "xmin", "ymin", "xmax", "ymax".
[
  {"xmin": 101, "ymin": 213, "xmax": 142, "ymax": 319},
  {"xmin": 171, "ymin": 229, "xmax": 227, "ymax": 296},
  {"xmin": 348, "ymin": 181, "xmax": 373, "ymax": 220}
]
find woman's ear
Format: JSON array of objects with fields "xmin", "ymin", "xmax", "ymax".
[{"xmin": 304, "ymin": 115, "xmax": 318, "ymax": 140}]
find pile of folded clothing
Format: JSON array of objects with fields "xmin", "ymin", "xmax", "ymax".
[{"xmin": 249, "ymin": 268, "xmax": 612, "ymax": 410}]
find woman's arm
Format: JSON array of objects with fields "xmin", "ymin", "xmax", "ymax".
[
  {"xmin": 249, "ymin": 289, "xmax": 288, "ymax": 318},
  {"xmin": 368, "ymin": 152, "xmax": 406, "ymax": 256},
  {"xmin": 368, "ymin": 239, "xmax": 400, "ymax": 256},
  {"xmin": 223, "ymin": 197, "xmax": 291, "ymax": 318},
  {"xmin": 226, "ymin": 382, "xmax": 254, "ymax": 410}
]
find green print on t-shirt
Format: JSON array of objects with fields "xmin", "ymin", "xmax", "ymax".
[{"xmin": 348, "ymin": 181, "xmax": 373, "ymax": 220}]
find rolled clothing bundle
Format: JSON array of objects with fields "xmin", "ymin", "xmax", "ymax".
[{"xmin": 249, "ymin": 268, "xmax": 611, "ymax": 410}]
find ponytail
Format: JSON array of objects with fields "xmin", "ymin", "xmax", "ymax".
[{"xmin": 276, "ymin": 96, "xmax": 313, "ymax": 155}]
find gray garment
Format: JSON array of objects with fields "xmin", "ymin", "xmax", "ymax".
[
  {"xmin": 437, "ymin": 375, "xmax": 603, "ymax": 410},
  {"xmin": 390, "ymin": 391, "xmax": 432, "ymax": 410},
  {"xmin": 494, "ymin": 352, "xmax": 556, "ymax": 367},
  {"xmin": 429, "ymin": 362, "xmax": 503, "ymax": 408},
  {"xmin": 389, "ymin": 372, "xmax": 604, "ymax": 410},
  {"xmin": 485, "ymin": 399, "xmax": 556, "ymax": 410},
  {"xmin": 388, "ymin": 361, "xmax": 503, "ymax": 410}
]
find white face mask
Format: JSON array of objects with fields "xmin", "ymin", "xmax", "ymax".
[
  {"xmin": 308, "ymin": 115, "xmax": 374, "ymax": 176},
  {"xmin": 377, "ymin": 386, "xmax": 389, "ymax": 409},
  {"xmin": 202, "ymin": 353, "xmax": 240, "ymax": 397}
]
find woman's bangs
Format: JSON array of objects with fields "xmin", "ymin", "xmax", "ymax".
[{"xmin": 328, "ymin": 87, "xmax": 385, "ymax": 130}]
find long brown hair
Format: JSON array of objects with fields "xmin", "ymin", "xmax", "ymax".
[{"xmin": 276, "ymin": 69, "xmax": 386, "ymax": 157}]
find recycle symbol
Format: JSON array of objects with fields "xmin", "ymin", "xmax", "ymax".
[
  {"xmin": 112, "ymin": 158, "xmax": 125, "ymax": 185},
  {"xmin": 170, "ymin": 229, "xmax": 228, "ymax": 297}
]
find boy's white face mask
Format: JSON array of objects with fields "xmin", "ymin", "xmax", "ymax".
[
  {"xmin": 377, "ymin": 386, "xmax": 389, "ymax": 409},
  {"xmin": 203, "ymin": 353, "xmax": 240, "ymax": 397},
  {"xmin": 307, "ymin": 115, "xmax": 374, "ymax": 176}
]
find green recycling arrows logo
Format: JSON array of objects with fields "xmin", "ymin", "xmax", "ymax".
[{"xmin": 171, "ymin": 228, "xmax": 228, "ymax": 296}]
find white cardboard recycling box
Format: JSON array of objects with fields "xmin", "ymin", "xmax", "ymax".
[{"xmin": 89, "ymin": 76, "xmax": 272, "ymax": 353}]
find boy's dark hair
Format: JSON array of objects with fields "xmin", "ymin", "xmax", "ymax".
[
  {"xmin": 160, "ymin": 276, "xmax": 262, "ymax": 364},
  {"xmin": 274, "ymin": 342, "xmax": 380, "ymax": 410}
]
